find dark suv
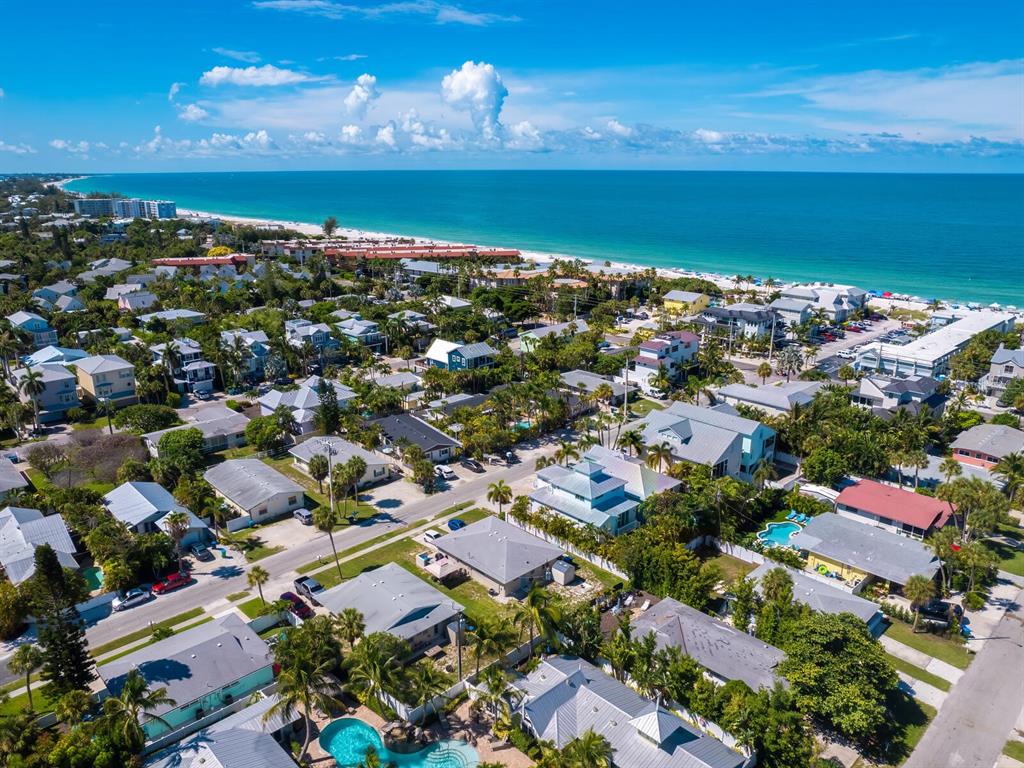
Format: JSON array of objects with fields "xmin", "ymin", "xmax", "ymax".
[{"xmin": 919, "ymin": 599, "xmax": 964, "ymax": 627}]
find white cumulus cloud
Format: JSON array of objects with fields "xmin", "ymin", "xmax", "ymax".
[
  {"xmin": 213, "ymin": 47, "xmax": 261, "ymax": 63},
  {"xmin": 200, "ymin": 64, "xmax": 316, "ymax": 87},
  {"xmin": 49, "ymin": 138, "xmax": 91, "ymax": 154},
  {"xmin": 344, "ymin": 73, "xmax": 380, "ymax": 119},
  {"xmin": 694, "ymin": 128, "xmax": 724, "ymax": 144},
  {"xmin": 168, "ymin": 82, "xmax": 184, "ymax": 101},
  {"xmin": 375, "ymin": 122, "xmax": 397, "ymax": 148},
  {"xmin": 606, "ymin": 119, "xmax": 633, "ymax": 138},
  {"xmin": 0, "ymin": 139, "xmax": 34, "ymax": 155},
  {"xmin": 340, "ymin": 124, "xmax": 363, "ymax": 143},
  {"xmin": 178, "ymin": 104, "xmax": 210, "ymax": 122},
  {"xmin": 440, "ymin": 60, "xmax": 508, "ymax": 139}
]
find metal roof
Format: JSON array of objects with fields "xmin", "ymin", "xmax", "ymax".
[
  {"xmin": 204, "ymin": 460, "xmax": 304, "ymax": 512},
  {"xmin": 717, "ymin": 381, "xmax": 822, "ymax": 412},
  {"xmin": 747, "ymin": 562, "xmax": 881, "ymax": 625},
  {"xmin": 632, "ymin": 598, "xmax": 785, "ymax": 691},
  {"xmin": 0, "ymin": 507, "xmax": 77, "ymax": 584},
  {"xmin": 581, "ymin": 446, "xmax": 681, "ymax": 500},
  {"xmin": 145, "ymin": 727, "xmax": 297, "ymax": 768},
  {"xmin": 0, "ymin": 461, "xmax": 29, "ymax": 494},
  {"xmin": 434, "ymin": 516, "xmax": 563, "ymax": 586},
  {"xmin": 317, "ymin": 562, "xmax": 463, "ymax": 643},
  {"xmin": 104, "ymin": 482, "xmax": 189, "ymax": 528},
  {"xmin": 75, "ymin": 354, "xmax": 133, "ymax": 375},
  {"xmin": 951, "ymin": 423, "xmax": 1024, "ymax": 460}
]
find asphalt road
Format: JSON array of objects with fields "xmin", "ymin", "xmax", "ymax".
[{"xmin": 904, "ymin": 587, "xmax": 1024, "ymax": 768}]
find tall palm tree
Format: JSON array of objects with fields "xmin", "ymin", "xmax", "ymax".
[
  {"xmin": 904, "ymin": 574, "xmax": 936, "ymax": 632},
  {"xmin": 554, "ymin": 439, "xmax": 580, "ymax": 467},
  {"xmin": 101, "ymin": 668, "xmax": 176, "ymax": 750},
  {"xmin": 487, "ymin": 480, "xmax": 513, "ymax": 517},
  {"xmin": 617, "ymin": 428, "xmax": 643, "ymax": 457},
  {"xmin": 248, "ymin": 564, "xmax": 270, "ymax": 605},
  {"xmin": 469, "ymin": 617, "xmax": 516, "ymax": 675},
  {"xmin": 347, "ymin": 636, "xmax": 403, "ymax": 706},
  {"xmin": 264, "ymin": 654, "xmax": 342, "ymax": 762},
  {"xmin": 524, "ymin": 582, "xmax": 561, "ymax": 654},
  {"xmin": 645, "ymin": 441, "xmax": 673, "ymax": 473},
  {"xmin": 7, "ymin": 644, "xmax": 43, "ymax": 711},
  {"xmin": 409, "ymin": 661, "xmax": 449, "ymax": 725},
  {"xmin": 162, "ymin": 511, "xmax": 191, "ymax": 571},
  {"xmin": 562, "ymin": 730, "xmax": 615, "ymax": 768},
  {"xmin": 54, "ymin": 689, "xmax": 92, "ymax": 725},
  {"xmin": 334, "ymin": 607, "xmax": 365, "ymax": 649},
  {"xmin": 313, "ymin": 504, "xmax": 343, "ymax": 582},
  {"xmin": 16, "ymin": 365, "xmax": 45, "ymax": 431},
  {"xmin": 756, "ymin": 361, "xmax": 772, "ymax": 384},
  {"xmin": 994, "ymin": 452, "xmax": 1024, "ymax": 504},
  {"xmin": 0, "ymin": 331, "xmax": 18, "ymax": 380}
]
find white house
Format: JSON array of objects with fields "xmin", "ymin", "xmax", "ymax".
[
  {"xmin": 288, "ymin": 436, "xmax": 393, "ymax": 488},
  {"xmin": 204, "ymin": 460, "xmax": 305, "ymax": 524}
]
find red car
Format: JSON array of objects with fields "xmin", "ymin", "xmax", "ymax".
[
  {"xmin": 152, "ymin": 572, "xmax": 191, "ymax": 595},
  {"xmin": 280, "ymin": 592, "xmax": 314, "ymax": 620}
]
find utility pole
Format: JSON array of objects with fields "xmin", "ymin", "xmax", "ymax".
[{"xmin": 319, "ymin": 439, "xmax": 338, "ymax": 520}]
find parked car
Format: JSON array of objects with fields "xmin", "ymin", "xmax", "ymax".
[
  {"xmin": 293, "ymin": 576, "xmax": 325, "ymax": 605},
  {"xmin": 112, "ymin": 587, "xmax": 152, "ymax": 612},
  {"xmin": 920, "ymin": 599, "xmax": 964, "ymax": 626},
  {"xmin": 434, "ymin": 465, "xmax": 457, "ymax": 481},
  {"xmin": 280, "ymin": 591, "xmax": 315, "ymax": 620},
  {"xmin": 460, "ymin": 458, "xmax": 484, "ymax": 473},
  {"xmin": 293, "ymin": 508, "xmax": 314, "ymax": 525},
  {"xmin": 447, "ymin": 518, "xmax": 467, "ymax": 531},
  {"xmin": 152, "ymin": 572, "xmax": 191, "ymax": 595},
  {"xmin": 837, "ymin": 349, "xmax": 856, "ymax": 360},
  {"xmin": 193, "ymin": 390, "xmax": 212, "ymax": 400},
  {"xmin": 424, "ymin": 529, "xmax": 444, "ymax": 542},
  {"xmin": 190, "ymin": 544, "xmax": 214, "ymax": 562}
]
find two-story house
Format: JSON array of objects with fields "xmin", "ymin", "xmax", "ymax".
[
  {"xmin": 423, "ymin": 339, "xmax": 496, "ymax": 371},
  {"xmin": 10, "ymin": 364, "xmax": 79, "ymax": 423},
  {"xmin": 626, "ymin": 330, "xmax": 699, "ymax": 397},
  {"xmin": 779, "ymin": 283, "xmax": 868, "ymax": 322},
  {"xmin": 6, "ymin": 311, "xmax": 58, "ymax": 349},
  {"xmin": 75, "ymin": 354, "xmax": 137, "ymax": 406},
  {"xmin": 284, "ymin": 319, "xmax": 339, "ymax": 356},
  {"xmin": 661, "ymin": 289, "xmax": 709, "ymax": 316},
  {"xmin": 850, "ymin": 374, "xmax": 945, "ymax": 418},
  {"xmin": 769, "ymin": 297, "xmax": 815, "ymax": 331},
  {"xmin": 982, "ymin": 345, "xmax": 1024, "ymax": 401},
  {"xmin": 151, "ymin": 338, "xmax": 216, "ymax": 394},
  {"xmin": 334, "ymin": 316, "xmax": 385, "ymax": 350},
  {"xmin": 698, "ymin": 303, "xmax": 781, "ymax": 340},
  {"xmin": 220, "ymin": 328, "xmax": 275, "ymax": 383},
  {"xmin": 257, "ymin": 375, "xmax": 357, "ymax": 434}
]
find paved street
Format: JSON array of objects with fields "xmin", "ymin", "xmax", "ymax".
[{"xmin": 904, "ymin": 587, "xmax": 1024, "ymax": 768}]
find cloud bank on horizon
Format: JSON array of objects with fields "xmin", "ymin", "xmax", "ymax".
[{"xmin": 0, "ymin": 0, "xmax": 1021, "ymax": 170}]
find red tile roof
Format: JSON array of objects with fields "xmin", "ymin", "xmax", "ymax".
[{"xmin": 837, "ymin": 478, "xmax": 952, "ymax": 530}]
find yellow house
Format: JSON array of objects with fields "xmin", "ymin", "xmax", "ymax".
[
  {"xmin": 662, "ymin": 289, "xmax": 710, "ymax": 316},
  {"xmin": 74, "ymin": 354, "xmax": 137, "ymax": 406},
  {"xmin": 806, "ymin": 552, "xmax": 868, "ymax": 584}
]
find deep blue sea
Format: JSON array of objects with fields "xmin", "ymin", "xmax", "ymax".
[{"xmin": 66, "ymin": 171, "xmax": 1024, "ymax": 305}]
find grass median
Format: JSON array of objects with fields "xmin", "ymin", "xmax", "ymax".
[
  {"xmin": 885, "ymin": 653, "xmax": 952, "ymax": 692},
  {"xmin": 89, "ymin": 607, "xmax": 205, "ymax": 658},
  {"xmin": 885, "ymin": 620, "xmax": 971, "ymax": 670}
]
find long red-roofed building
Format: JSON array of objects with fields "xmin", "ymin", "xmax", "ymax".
[{"xmin": 835, "ymin": 478, "xmax": 953, "ymax": 540}]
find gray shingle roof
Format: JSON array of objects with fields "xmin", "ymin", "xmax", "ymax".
[
  {"xmin": 434, "ymin": 516, "xmax": 563, "ymax": 586},
  {"xmin": 951, "ymin": 424, "xmax": 1024, "ymax": 460},
  {"xmin": 75, "ymin": 354, "xmax": 133, "ymax": 375},
  {"xmin": 991, "ymin": 344, "xmax": 1024, "ymax": 367},
  {"xmin": 104, "ymin": 482, "xmax": 189, "ymax": 528},
  {"xmin": 632, "ymin": 598, "xmax": 785, "ymax": 690},
  {"xmin": 204, "ymin": 460, "xmax": 304, "ymax": 512},
  {"xmin": 317, "ymin": 562, "xmax": 463, "ymax": 643},
  {"xmin": 145, "ymin": 728, "xmax": 296, "ymax": 768},
  {"xmin": 717, "ymin": 381, "xmax": 822, "ymax": 412},
  {"xmin": 747, "ymin": 563, "xmax": 881, "ymax": 625},
  {"xmin": 371, "ymin": 413, "xmax": 460, "ymax": 453},
  {"xmin": 513, "ymin": 655, "xmax": 744, "ymax": 768},
  {"xmin": 0, "ymin": 507, "xmax": 77, "ymax": 584},
  {"xmin": 789, "ymin": 513, "xmax": 940, "ymax": 585},
  {"xmin": 288, "ymin": 435, "xmax": 386, "ymax": 469},
  {"xmin": 0, "ymin": 461, "xmax": 29, "ymax": 494}
]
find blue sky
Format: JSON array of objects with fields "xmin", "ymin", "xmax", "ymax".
[{"xmin": 1, "ymin": 0, "xmax": 1021, "ymax": 172}]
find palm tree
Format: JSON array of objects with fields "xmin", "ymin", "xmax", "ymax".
[
  {"xmin": 308, "ymin": 453, "xmax": 330, "ymax": 493},
  {"xmin": 274, "ymin": 404, "xmax": 298, "ymax": 439},
  {"xmin": 562, "ymin": 730, "xmax": 614, "ymax": 768},
  {"xmin": 756, "ymin": 361, "xmax": 772, "ymax": 384},
  {"xmin": 163, "ymin": 510, "xmax": 191, "ymax": 571},
  {"xmin": 7, "ymin": 644, "xmax": 43, "ymax": 711},
  {"xmin": 335, "ymin": 607, "xmax": 365, "ymax": 649},
  {"xmin": 650, "ymin": 366, "xmax": 671, "ymax": 396},
  {"xmin": 645, "ymin": 440, "xmax": 673, "ymax": 473},
  {"xmin": 248, "ymin": 564, "xmax": 270, "ymax": 605},
  {"xmin": 524, "ymin": 582, "xmax": 560, "ymax": 654},
  {"xmin": 752, "ymin": 458, "xmax": 777, "ymax": 490},
  {"xmin": 0, "ymin": 331, "xmax": 19, "ymax": 380},
  {"xmin": 347, "ymin": 635, "xmax": 403, "ymax": 706},
  {"xmin": 264, "ymin": 655, "xmax": 342, "ymax": 762},
  {"xmin": 101, "ymin": 668, "xmax": 176, "ymax": 750},
  {"xmin": 616, "ymin": 428, "xmax": 643, "ymax": 457},
  {"xmin": 554, "ymin": 439, "xmax": 580, "ymax": 466},
  {"xmin": 487, "ymin": 480, "xmax": 513, "ymax": 517},
  {"xmin": 469, "ymin": 617, "xmax": 516, "ymax": 675},
  {"xmin": 409, "ymin": 661, "xmax": 449, "ymax": 725},
  {"xmin": 314, "ymin": 504, "xmax": 343, "ymax": 582},
  {"xmin": 475, "ymin": 665, "xmax": 513, "ymax": 723},
  {"xmin": 994, "ymin": 452, "xmax": 1024, "ymax": 504},
  {"xmin": 54, "ymin": 689, "xmax": 91, "ymax": 725},
  {"xmin": 904, "ymin": 574, "xmax": 937, "ymax": 632},
  {"xmin": 16, "ymin": 365, "xmax": 45, "ymax": 431}
]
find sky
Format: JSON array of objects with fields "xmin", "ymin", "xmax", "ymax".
[{"xmin": 0, "ymin": 0, "xmax": 1021, "ymax": 172}]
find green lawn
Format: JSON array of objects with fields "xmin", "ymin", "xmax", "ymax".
[
  {"xmin": 431, "ymin": 501, "xmax": 474, "ymax": 521},
  {"xmin": 0, "ymin": 686, "xmax": 54, "ymax": 716},
  {"xmin": 577, "ymin": 561, "xmax": 626, "ymax": 591},
  {"xmin": 1003, "ymin": 740, "xmax": 1024, "ymax": 762},
  {"xmin": 25, "ymin": 467, "xmax": 115, "ymax": 496},
  {"xmin": 228, "ymin": 530, "xmax": 285, "ymax": 562},
  {"xmin": 703, "ymin": 552, "xmax": 757, "ymax": 585},
  {"xmin": 72, "ymin": 414, "xmax": 114, "ymax": 432},
  {"xmin": 885, "ymin": 653, "xmax": 952, "ymax": 692},
  {"xmin": 885, "ymin": 620, "xmax": 972, "ymax": 670},
  {"xmin": 226, "ymin": 590, "xmax": 250, "ymax": 602},
  {"xmin": 238, "ymin": 596, "xmax": 270, "ymax": 619},
  {"xmin": 628, "ymin": 398, "xmax": 666, "ymax": 418},
  {"xmin": 222, "ymin": 444, "xmax": 258, "ymax": 459},
  {"xmin": 260, "ymin": 454, "xmax": 376, "ymax": 522},
  {"xmin": 90, "ymin": 607, "xmax": 205, "ymax": 658},
  {"xmin": 984, "ymin": 522, "xmax": 1024, "ymax": 577},
  {"xmin": 885, "ymin": 693, "xmax": 936, "ymax": 765}
]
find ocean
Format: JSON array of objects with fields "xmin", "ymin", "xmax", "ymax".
[{"xmin": 65, "ymin": 171, "xmax": 1024, "ymax": 306}]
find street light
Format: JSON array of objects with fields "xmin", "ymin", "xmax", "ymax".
[{"xmin": 100, "ymin": 397, "xmax": 113, "ymax": 435}]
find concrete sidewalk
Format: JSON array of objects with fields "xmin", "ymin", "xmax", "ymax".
[
  {"xmin": 897, "ymin": 673, "xmax": 948, "ymax": 709},
  {"xmin": 880, "ymin": 635, "xmax": 965, "ymax": 684}
]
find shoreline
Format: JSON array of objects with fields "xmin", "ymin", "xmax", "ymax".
[{"xmin": 63, "ymin": 175, "xmax": 1015, "ymax": 314}]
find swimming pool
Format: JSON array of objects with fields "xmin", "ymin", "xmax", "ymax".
[
  {"xmin": 319, "ymin": 718, "xmax": 479, "ymax": 768},
  {"xmin": 757, "ymin": 521, "xmax": 801, "ymax": 548}
]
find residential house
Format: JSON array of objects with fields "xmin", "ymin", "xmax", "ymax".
[
  {"xmin": 104, "ymin": 282, "xmax": 147, "ymax": 301},
  {"xmin": 716, "ymin": 380, "xmax": 823, "ymax": 417},
  {"xmin": 433, "ymin": 516, "xmax": 564, "ymax": 597},
  {"xmin": 10, "ymin": 363, "xmax": 79, "ymax": 423},
  {"xmin": 23, "ymin": 345, "xmax": 87, "ymax": 367},
  {"xmin": 96, "ymin": 614, "xmax": 274, "ymax": 745},
  {"xmin": 424, "ymin": 392, "xmax": 489, "ymax": 419},
  {"xmin": 423, "ymin": 339, "xmax": 496, "ymax": 371},
  {"xmin": 145, "ymin": 727, "xmax": 296, "ymax": 768},
  {"xmin": 284, "ymin": 318, "xmax": 339, "ymax": 356},
  {"xmin": 626, "ymin": 330, "xmax": 699, "ymax": 397},
  {"xmin": 118, "ymin": 290, "xmax": 159, "ymax": 312},
  {"xmin": 518, "ymin": 319, "xmax": 591, "ymax": 353},
  {"xmin": 951, "ymin": 423, "xmax": 1024, "ymax": 469},
  {"xmin": 835, "ymin": 478, "xmax": 952, "ymax": 539},
  {"xmin": 639, "ymin": 402, "xmax": 776, "ymax": 480},
  {"xmin": 371, "ymin": 413, "xmax": 461, "ymax": 463},
  {"xmin": 204, "ymin": 459, "xmax": 305, "ymax": 524},
  {"xmin": 778, "ymin": 283, "xmax": 868, "ymax": 322},
  {"xmin": 581, "ymin": 445, "xmax": 681, "ymax": 500},
  {"xmin": 258, "ymin": 375, "xmax": 357, "ymax": 434},
  {"xmin": 0, "ymin": 461, "xmax": 29, "ymax": 503},
  {"xmin": 220, "ymin": 328, "xmax": 274, "ymax": 383},
  {"xmin": 6, "ymin": 311, "xmax": 58, "ymax": 349},
  {"xmin": 318, "ymin": 562, "xmax": 464, "ymax": 654},
  {"xmin": 982, "ymin": 344, "xmax": 1024, "ymax": 399},
  {"xmin": 512, "ymin": 655, "xmax": 746, "ymax": 768},
  {"xmin": 855, "ymin": 311, "xmax": 1015, "ymax": 378},
  {"xmin": 288, "ymin": 435, "xmax": 392, "ymax": 488},
  {"xmin": 747, "ymin": 562, "xmax": 884, "ymax": 634},
  {"xmin": 36, "ymin": 291, "xmax": 85, "ymax": 314},
  {"xmin": 531, "ymin": 457, "xmax": 641, "ymax": 535},
  {"xmin": 0, "ymin": 506, "xmax": 78, "ymax": 585},
  {"xmin": 436, "ymin": 294, "xmax": 471, "ymax": 311},
  {"xmin": 633, "ymin": 597, "xmax": 785, "ymax": 690},
  {"xmin": 77, "ymin": 256, "xmax": 133, "ymax": 282},
  {"xmin": 143, "ymin": 405, "xmax": 250, "ymax": 457},
  {"xmin": 661, "ymin": 289, "xmax": 710, "ymax": 316},
  {"xmin": 850, "ymin": 374, "xmax": 946, "ymax": 418},
  {"xmin": 335, "ymin": 316, "xmax": 385, "ymax": 350},
  {"xmin": 138, "ymin": 309, "xmax": 208, "ymax": 327},
  {"xmin": 376, "ymin": 370, "xmax": 422, "ymax": 392},
  {"xmin": 769, "ymin": 297, "xmax": 815, "ymax": 330},
  {"xmin": 150, "ymin": 338, "xmax": 216, "ymax": 394},
  {"xmin": 388, "ymin": 309, "xmax": 436, "ymax": 334},
  {"xmin": 698, "ymin": 303, "xmax": 780, "ymax": 339},
  {"xmin": 32, "ymin": 280, "xmax": 77, "ymax": 307},
  {"xmin": 560, "ymin": 369, "xmax": 636, "ymax": 406},
  {"xmin": 103, "ymin": 481, "xmax": 209, "ymax": 547},
  {"xmin": 789, "ymin": 513, "xmax": 940, "ymax": 591},
  {"xmin": 75, "ymin": 354, "xmax": 137, "ymax": 405},
  {"xmin": 75, "ymin": 327, "xmax": 133, "ymax": 346}
]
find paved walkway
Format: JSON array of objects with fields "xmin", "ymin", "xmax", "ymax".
[
  {"xmin": 896, "ymin": 674, "xmax": 947, "ymax": 710},
  {"xmin": 880, "ymin": 635, "xmax": 965, "ymax": 684}
]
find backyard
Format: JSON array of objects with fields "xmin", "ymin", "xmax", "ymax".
[{"xmin": 983, "ymin": 521, "xmax": 1024, "ymax": 578}]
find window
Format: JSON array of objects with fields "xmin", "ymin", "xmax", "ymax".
[
  {"xmin": 1006, "ymin": 365, "xmax": 1015, "ymax": 374},
  {"xmin": 288, "ymin": 496, "xmax": 297, "ymax": 505}
]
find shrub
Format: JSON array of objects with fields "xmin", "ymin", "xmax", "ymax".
[
  {"xmin": 65, "ymin": 407, "xmax": 88, "ymax": 423},
  {"xmin": 165, "ymin": 392, "xmax": 182, "ymax": 409},
  {"xmin": 112, "ymin": 404, "xmax": 181, "ymax": 434}
]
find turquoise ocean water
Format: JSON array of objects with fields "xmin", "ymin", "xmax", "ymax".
[{"xmin": 66, "ymin": 171, "xmax": 1023, "ymax": 305}]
